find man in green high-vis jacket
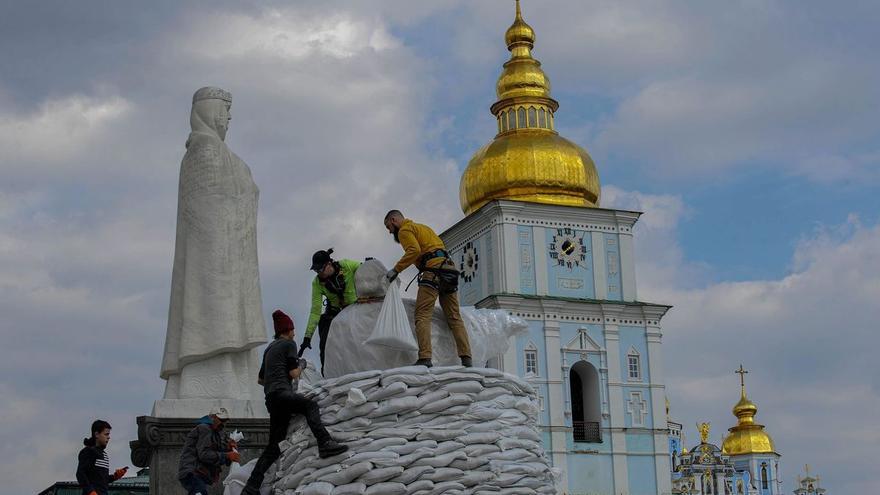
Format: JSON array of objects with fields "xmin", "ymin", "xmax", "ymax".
[{"xmin": 301, "ymin": 248, "xmax": 361, "ymax": 374}]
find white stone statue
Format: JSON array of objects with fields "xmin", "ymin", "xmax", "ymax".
[{"xmin": 155, "ymin": 87, "xmax": 267, "ymax": 417}]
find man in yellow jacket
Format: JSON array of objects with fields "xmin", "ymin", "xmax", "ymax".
[{"xmin": 384, "ymin": 210, "xmax": 472, "ymax": 367}]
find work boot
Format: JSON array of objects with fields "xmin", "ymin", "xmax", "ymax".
[
  {"xmin": 460, "ymin": 356, "xmax": 473, "ymax": 368},
  {"xmin": 241, "ymin": 486, "xmax": 260, "ymax": 495},
  {"xmin": 318, "ymin": 439, "xmax": 349, "ymax": 459},
  {"xmin": 413, "ymin": 358, "xmax": 433, "ymax": 368}
]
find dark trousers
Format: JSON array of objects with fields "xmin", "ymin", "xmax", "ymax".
[
  {"xmin": 179, "ymin": 472, "xmax": 210, "ymax": 495},
  {"xmin": 243, "ymin": 390, "xmax": 331, "ymax": 491},
  {"xmin": 318, "ymin": 311, "xmax": 337, "ymax": 375}
]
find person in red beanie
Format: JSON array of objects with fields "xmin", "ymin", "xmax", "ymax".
[{"xmin": 241, "ymin": 310, "xmax": 347, "ymax": 495}]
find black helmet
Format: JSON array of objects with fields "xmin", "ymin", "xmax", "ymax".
[{"xmin": 310, "ymin": 248, "xmax": 334, "ymax": 271}]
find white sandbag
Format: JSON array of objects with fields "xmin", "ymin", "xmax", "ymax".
[
  {"xmin": 506, "ymin": 426, "xmax": 542, "ymax": 442},
  {"xmin": 422, "ymin": 467, "xmax": 464, "ymax": 483},
  {"xmin": 364, "ymin": 482, "xmax": 407, "ymax": 495},
  {"xmin": 331, "ymin": 483, "xmax": 366, "ymax": 495},
  {"xmin": 463, "ymin": 444, "xmax": 501, "ymax": 457},
  {"xmin": 335, "ymin": 402, "xmax": 379, "ymax": 422},
  {"xmin": 346, "ymin": 388, "xmax": 367, "ymax": 406},
  {"xmin": 433, "ymin": 441, "xmax": 465, "ymax": 455},
  {"xmin": 344, "ymin": 451, "xmax": 398, "ymax": 464},
  {"xmin": 282, "ymin": 468, "xmax": 315, "ymax": 489},
  {"xmin": 486, "ymin": 448, "xmax": 535, "ymax": 462},
  {"xmin": 382, "ymin": 374, "xmax": 437, "ymax": 387},
  {"xmin": 368, "ymin": 396, "xmax": 422, "ymax": 417},
  {"xmin": 364, "ymin": 281, "xmax": 418, "ymax": 351},
  {"xmin": 497, "ymin": 438, "xmax": 542, "ymax": 451},
  {"xmin": 459, "ymin": 432, "xmax": 502, "ymax": 445},
  {"xmin": 388, "ymin": 440, "xmax": 437, "ymax": 455},
  {"xmin": 355, "ymin": 437, "xmax": 408, "ymax": 452},
  {"xmin": 365, "ymin": 427, "xmax": 420, "ymax": 439},
  {"xmin": 372, "ymin": 450, "xmax": 432, "ymax": 468},
  {"xmin": 358, "ymin": 466, "xmax": 405, "ymax": 484},
  {"xmin": 450, "ymin": 457, "xmax": 491, "ymax": 471},
  {"xmin": 411, "ymin": 451, "xmax": 466, "ymax": 468},
  {"xmin": 476, "ymin": 387, "xmax": 511, "ymax": 401},
  {"xmin": 298, "ymin": 481, "xmax": 334, "ymax": 495},
  {"xmin": 425, "ymin": 481, "xmax": 466, "ymax": 494},
  {"xmin": 365, "ymin": 382, "xmax": 408, "ymax": 402},
  {"xmin": 444, "ymin": 380, "xmax": 484, "ymax": 394},
  {"xmin": 405, "ymin": 480, "xmax": 435, "ymax": 493},
  {"xmin": 420, "ymin": 394, "xmax": 473, "ymax": 413},
  {"xmin": 390, "ymin": 465, "xmax": 435, "ymax": 485},
  {"xmin": 415, "ymin": 429, "xmax": 466, "ymax": 442},
  {"xmin": 459, "ymin": 471, "xmax": 496, "ymax": 486},
  {"xmin": 319, "ymin": 462, "xmax": 373, "ymax": 486}
]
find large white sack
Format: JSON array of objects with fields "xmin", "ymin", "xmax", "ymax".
[
  {"xmin": 223, "ymin": 459, "xmax": 272, "ymax": 495},
  {"xmin": 322, "ymin": 259, "xmax": 527, "ymax": 378},
  {"xmin": 364, "ymin": 280, "xmax": 418, "ymax": 351}
]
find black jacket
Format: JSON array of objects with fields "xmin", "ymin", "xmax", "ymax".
[
  {"xmin": 178, "ymin": 423, "xmax": 231, "ymax": 482},
  {"xmin": 76, "ymin": 445, "xmax": 114, "ymax": 495}
]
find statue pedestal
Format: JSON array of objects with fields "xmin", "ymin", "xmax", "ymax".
[{"xmin": 130, "ymin": 415, "xmax": 269, "ymax": 495}]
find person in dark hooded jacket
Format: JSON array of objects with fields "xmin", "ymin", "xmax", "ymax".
[
  {"xmin": 177, "ymin": 407, "xmax": 240, "ymax": 495},
  {"xmin": 76, "ymin": 420, "xmax": 128, "ymax": 495}
]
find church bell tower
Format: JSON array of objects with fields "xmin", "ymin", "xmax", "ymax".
[{"xmin": 440, "ymin": 2, "xmax": 673, "ymax": 493}]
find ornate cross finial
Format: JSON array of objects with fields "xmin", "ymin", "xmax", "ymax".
[
  {"xmin": 735, "ymin": 364, "xmax": 749, "ymax": 392},
  {"xmin": 697, "ymin": 422, "xmax": 711, "ymax": 444}
]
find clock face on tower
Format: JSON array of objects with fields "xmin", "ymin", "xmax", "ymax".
[
  {"xmin": 459, "ymin": 241, "xmax": 479, "ymax": 283},
  {"xmin": 549, "ymin": 228, "xmax": 587, "ymax": 269}
]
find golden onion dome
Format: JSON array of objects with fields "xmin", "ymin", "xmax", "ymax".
[
  {"xmin": 722, "ymin": 380, "xmax": 776, "ymax": 456},
  {"xmin": 460, "ymin": 0, "xmax": 601, "ymax": 215}
]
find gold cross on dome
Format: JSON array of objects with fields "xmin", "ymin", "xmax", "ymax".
[{"xmin": 735, "ymin": 364, "xmax": 749, "ymax": 389}]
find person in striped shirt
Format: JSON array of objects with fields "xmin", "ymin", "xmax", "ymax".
[{"xmin": 76, "ymin": 420, "xmax": 128, "ymax": 495}]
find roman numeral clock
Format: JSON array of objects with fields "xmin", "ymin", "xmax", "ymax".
[
  {"xmin": 459, "ymin": 241, "xmax": 479, "ymax": 283},
  {"xmin": 548, "ymin": 228, "xmax": 587, "ymax": 269}
]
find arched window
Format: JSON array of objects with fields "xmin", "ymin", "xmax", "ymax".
[
  {"xmin": 627, "ymin": 347, "xmax": 642, "ymax": 381},
  {"xmin": 501, "ymin": 112, "xmax": 509, "ymax": 132},
  {"xmin": 528, "ymin": 107, "xmax": 537, "ymax": 127},
  {"xmin": 518, "ymin": 107, "xmax": 527, "ymax": 128},
  {"xmin": 549, "ymin": 112, "xmax": 554, "ymax": 129},
  {"xmin": 761, "ymin": 463, "xmax": 769, "ymax": 489},
  {"xmin": 570, "ymin": 360, "xmax": 601, "ymax": 443},
  {"xmin": 737, "ymin": 479, "xmax": 744, "ymax": 494},
  {"xmin": 524, "ymin": 342, "xmax": 538, "ymax": 376},
  {"xmin": 508, "ymin": 108, "xmax": 517, "ymax": 130},
  {"xmin": 497, "ymin": 115, "xmax": 503, "ymax": 133},
  {"xmin": 538, "ymin": 108, "xmax": 547, "ymax": 128}
]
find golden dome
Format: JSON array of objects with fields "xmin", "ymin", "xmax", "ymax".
[
  {"xmin": 722, "ymin": 376, "xmax": 776, "ymax": 456},
  {"xmin": 460, "ymin": 0, "xmax": 601, "ymax": 215}
]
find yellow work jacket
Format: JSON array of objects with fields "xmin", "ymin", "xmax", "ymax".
[{"xmin": 393, "ymin": 219, "xmax": 447, "ymax": 273}]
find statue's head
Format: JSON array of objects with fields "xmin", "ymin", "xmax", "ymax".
[{"xmin": 191, "ymin": 86, "xmax": 232, "ymax": 141}]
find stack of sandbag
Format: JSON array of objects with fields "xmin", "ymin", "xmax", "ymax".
[{"xmin": 269, "ymin": 365, "xmax": 558, "ymax": 495}]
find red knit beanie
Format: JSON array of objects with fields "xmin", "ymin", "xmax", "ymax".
[{"xmin": 272, "ymin": 310, "xmax": 294, "ymax": 336}]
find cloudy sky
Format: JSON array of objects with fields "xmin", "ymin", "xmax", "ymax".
[{"xmin": 1, "ymin": 0, "xmax": 877, "ymax": 493}]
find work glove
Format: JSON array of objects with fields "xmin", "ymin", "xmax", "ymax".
[
  {"xmin": 227, "ymin": 440, "xmax": 238, "ymax": 450},
  {"xmin": 385, "ymin": 269, "xmax": 398, "ymax": 282},
  {"xmin": 113, "ymin": 467, "xmax": 128, "ymax": 479},
  {"xmin": 226, "ymin": 451, "xmax": 241, "ymax": 464},
  {"xmin": 298, "ymin": 337, "xmax": 311, "ymax": 357}
]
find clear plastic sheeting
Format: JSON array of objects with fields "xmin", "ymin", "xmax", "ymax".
[
  {"xmin": 364, "ymin": 281, "xmax": 418, "ymax": 351},
  {"xmin": 269, "ymin": 366, "xmax": 558, "ymax": 495},
  {"xmin": 323, "ymin": 257, "xmax": 527, "ymax": 378}
]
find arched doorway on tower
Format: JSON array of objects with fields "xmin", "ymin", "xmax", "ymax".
[{"xmin": 570, "ymin": 360, "xmax": 602, "ymax": 443}]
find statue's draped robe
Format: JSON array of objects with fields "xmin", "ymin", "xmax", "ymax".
[{"xmin": 161, "ymin": 130, "xmax": 266, "ymax": 400}]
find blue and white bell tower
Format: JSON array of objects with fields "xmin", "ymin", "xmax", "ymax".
[{"xmin": 439, "ymin": 2, "xmax": 673, "ymax": 494}]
